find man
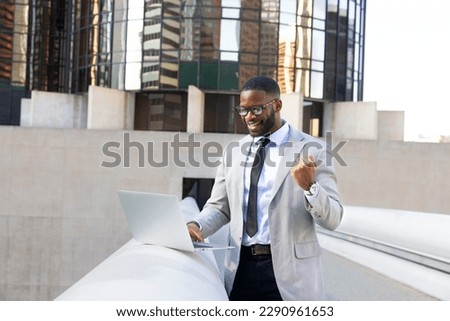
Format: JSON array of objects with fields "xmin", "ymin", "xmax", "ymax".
[{"xmin": 187, "ymin": 76, "xmax": 343, "ymax": 300}]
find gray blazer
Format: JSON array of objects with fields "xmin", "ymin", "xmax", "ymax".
[{"xmin": 196, "ymin": 125, "xmax": 343, "ymax": 300}]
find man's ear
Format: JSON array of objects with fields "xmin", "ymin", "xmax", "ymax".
[{"xmin": 275, "ymin": 100, "xmax": 282, "ymax": 111}]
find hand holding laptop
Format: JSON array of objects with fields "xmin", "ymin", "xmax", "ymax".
[
  {"xmin": 118, "ymin": 190, "xmax": 233, "ymax": 252},
  {"xmin": 187, "ymin": 222, "xmax": 204, "ymax": 242}
]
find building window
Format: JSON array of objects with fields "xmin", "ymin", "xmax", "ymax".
[
  {"xmin": 302, "ymin": 101, "xmax": 323, "ymax": 137},
  {"xmin": 72, "ymin": 0, "xmax": 114, "ymax": 93},
  {"xmin": 134, "ymin": 92, "xmax": 187, "ymax": 131},
  {"xmin": 204, "ymin": 93, "xmax": 247, "ymax": 134}
]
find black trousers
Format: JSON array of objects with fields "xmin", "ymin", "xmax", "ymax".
[{"xmin": 229, "ymin": 246, "xmax": 283, "ymax": 301}]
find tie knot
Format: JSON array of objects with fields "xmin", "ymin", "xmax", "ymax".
[{"xmin": 258, "ymin": 137, "xmax": 271, "ymax": 147}]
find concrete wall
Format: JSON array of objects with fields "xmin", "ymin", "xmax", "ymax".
[
  {"xmin": 334, "ymin": 139, "xmax": 450, "ymax": 214},
  {"xmin": 20, "ymin": 91, "xmax": 88, "ymax": 129},
  {"xmin": 1, "ymin": 126, "xmax": 449, "ymax": 300},
  {"xmin": 0, "ymin": 126, "xmax": 235, "ymax": 300}
]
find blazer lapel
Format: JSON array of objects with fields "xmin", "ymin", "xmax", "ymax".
[
  {"xmin": 270, "ymin": 128, "xmax": 307, "ymax": 200},
  {"xmin": 233, "ymin": 135, "xmax": 253, "ymax": 213}
]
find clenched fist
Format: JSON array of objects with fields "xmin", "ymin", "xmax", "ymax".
[{"xmin": 290, "ymin": 155, "xmax": 316, "ymax": 190}]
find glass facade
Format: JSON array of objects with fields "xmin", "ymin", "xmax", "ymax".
[
  {"xmin": 2, "ymin": 0, "xmax": 366, "ymax": 130},
  {"xmin": 137, "ymin": 0, "xmax": 365, "ymax": 101},
  {"xmin": 0, "ymin": 0, "xmax": 29, "ymax": 125},
  {"xmin": 26, "ymin": 0, "xmax": 127, "ymax": 93}
]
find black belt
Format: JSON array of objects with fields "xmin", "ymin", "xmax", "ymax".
[{"xmin": 242, "ymin": 244, "xmax": 271, "ymax": 256}]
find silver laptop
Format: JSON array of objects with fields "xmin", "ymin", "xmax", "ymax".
[{"xmin": 118, "ymin": 190, "xmax": 233, "ymax": 252}]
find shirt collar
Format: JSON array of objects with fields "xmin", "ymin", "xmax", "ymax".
[{"xmin": 254, "ymin": 121, "xmax": 289, "ymax": 147}]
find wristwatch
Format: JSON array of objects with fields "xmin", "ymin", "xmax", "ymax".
[{"xmin": 306, "ymin": 182, "xmax": 318, "ymax": 196}]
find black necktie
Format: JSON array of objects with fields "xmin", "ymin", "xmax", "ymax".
[{"xmin": 246, "ymin": 137, "xmax": 270, "ymax": 237}]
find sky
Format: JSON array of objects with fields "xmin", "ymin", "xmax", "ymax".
[{"xmin": 363, "ymin": 0, "xmax": 450, "ymax": 141}]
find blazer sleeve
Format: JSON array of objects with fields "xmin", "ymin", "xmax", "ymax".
[
  {"xmin": 304, "ymin": 147, "xmax": 343, "ymax": 231},
  {"xmin": 194, "ymin": 145, "xmax": 232, "ymax": 238}
]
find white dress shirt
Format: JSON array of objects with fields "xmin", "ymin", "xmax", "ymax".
[
  {"xmin": 242, "ymin": 123, "xmax": 319, "ymax": 246},
  {"xmin": 242, "ymin": 123, "xmax": 288, "ymax": 246}
]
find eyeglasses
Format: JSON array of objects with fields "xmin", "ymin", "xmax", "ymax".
[{"xmin": 234, "ymin": 99, "xmax": 278, "ymax": 116}]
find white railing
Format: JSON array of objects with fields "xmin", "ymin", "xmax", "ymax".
[
  {"xmin": 318, "ymin": 206, "xmax": 450, "ymax": 300},
  {"xmin": 56, "ymin": 200, "xmax": 450, "ymax": 301},
  {"xmin": 56, "ymin": 197, "xmax": 228, "ymax": 301}
]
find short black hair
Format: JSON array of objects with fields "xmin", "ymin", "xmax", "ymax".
[{"xmin": 241, "ymin": 76, "xmax": 280, "ymax": 98}]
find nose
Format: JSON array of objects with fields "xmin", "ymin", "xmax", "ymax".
[{"xmin": 244, "ymin": 110, "xmax": 256, "ymax": 121}]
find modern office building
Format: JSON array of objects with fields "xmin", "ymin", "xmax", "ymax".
[{"xmin": 0, "ymin": 0, "xmax": 366, "ymax": 136}]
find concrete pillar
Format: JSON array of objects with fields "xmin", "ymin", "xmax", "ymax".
[
  {"xmin": 323, "ymin": 101, "xmax": 378, "ymax": 140},
  {"xmin": 87, "ymin": 86, "xmax": 134, "ymax": 130},
  {"xmin": 124, "ymin": 92, "xmax": 136, "ymax": 130},
  {"xmin": 378, "ymin": 110, "xmax": 405, "ymax": 141},
  {"xmin": 187, "ymin": 85, "xmax": 205, "ymax": 133},
  {"xmin": 280, "ymin": 92, "xmax": 303, "ymax": 131},
  {"xmin": 19, "ymin": 98, "xmax": 32, "ymax": 127}
]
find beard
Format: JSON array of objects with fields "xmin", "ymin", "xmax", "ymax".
[{"xmin": 246, "ymin": 108, "xmax": 276, "ymax": 137}]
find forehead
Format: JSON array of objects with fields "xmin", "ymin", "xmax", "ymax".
[{"xmin": 240, "ymin": 90, "xmax": 268, "ymax": 105}]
